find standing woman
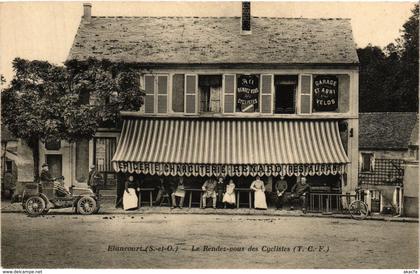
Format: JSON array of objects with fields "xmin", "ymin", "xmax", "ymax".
[
  {"xmin": 250, "ymin": 176, "xmax": 267, "ymax": 210},
  {"xmin": 123, "ymin": 175, "xmax": 139, "ymax": 210}
]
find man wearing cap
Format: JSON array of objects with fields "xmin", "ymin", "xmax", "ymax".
[
  {"xmin": 40, "ymin": 163, "xmax": 70, "ymax": 197},
  {"xmin": 87, "ymin": 165, "xmax": 103, "ymax": 196}
]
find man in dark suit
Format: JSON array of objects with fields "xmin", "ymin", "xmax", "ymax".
[{"xmin": 87, "ymin": 165, "xmax": 103, "ymax": 196}]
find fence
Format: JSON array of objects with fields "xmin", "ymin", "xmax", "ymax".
[{"xmin": 307, "ymin": 193, "xmax": 358, "ymax": 213}]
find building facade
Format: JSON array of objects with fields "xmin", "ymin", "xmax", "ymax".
[
  {"xmin": 359, "ymin": 112, "xmax": 418, "ymax": 216},
  {"xmin": 65, "ymin": 2, "xmax": 360, "ymax": 205}
]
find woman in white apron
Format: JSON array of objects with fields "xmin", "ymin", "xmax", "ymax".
[
  {"xmin": 123, "ymin": 175, "xmax": 139, "ymax": 210},
  {"xmin": 250, "ymin": 176, "xmax": 267, "ymax": 210}
]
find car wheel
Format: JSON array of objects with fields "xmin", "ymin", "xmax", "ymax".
[
  {"xmin": 25, "ymin": 196, "xmax": 46, "ymax": 217},
  {"xmin": 77, "ymin": 196, "xmax": 97, "ymax": 215}
]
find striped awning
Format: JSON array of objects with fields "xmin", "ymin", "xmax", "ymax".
[{"xmin": 112, "ymin": 118, "xmax": 349, "ymax": 177}]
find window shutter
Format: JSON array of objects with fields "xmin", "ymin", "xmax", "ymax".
[
  {"xmin": 299, "ymin": 74, "xmax": 312, "ymax": 114},
  {"xmin": 261, "ymin": 74, "xmax": 273, "ymax": 113},
  {"xmin": 185, "ymin": 75, "xmax": 197, "ymax": 114},
  {"xmin": 157, "ymin": 75, "xmax": 168, "ymax": 113},
  {"xmin": 223, "ymin": 74, "xmax": 235, "ymax": 113},
  {"xmin": 172, "ymin": 74, "xmax": 185, "ymax": 112},
  {"xmin": 144, "ymin": 75, "xmax": 155, "ymax": 113}
]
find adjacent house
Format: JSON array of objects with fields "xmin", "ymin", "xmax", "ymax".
[{"xmin": 359, "ymin": 112, "xmax": 418, "ymax": 216}]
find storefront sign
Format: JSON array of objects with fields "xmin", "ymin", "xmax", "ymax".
[
  {"xmin": 114, "ymin": 162, "xmax": 346, "ymax": 177},
  {"xmin": 313, "ymin": 75, "xmax": 338, "ymax": 111},
  {"xmin": 236, "ymin": 74, "xmax": 259, "ymax": 112}
]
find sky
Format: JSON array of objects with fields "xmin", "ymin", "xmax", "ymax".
[{"xmin": 0, "ymin": 1, "xmax": 416, "ymax": 85}]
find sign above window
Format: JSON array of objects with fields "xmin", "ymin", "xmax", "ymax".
[
  {"xmin": 236, "ymin": 74, "xmax": 260, "ymax": 113},
  {"xmin": 313, "ymin": 75, "xmax": 338, "ymax": 112}
]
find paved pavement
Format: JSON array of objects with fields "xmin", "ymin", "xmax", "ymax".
[
  {"xmin": 2, "ymin": 200, "xmax": 418, "ymax": 223},
  {"xmin": 1, "ymin": 211, "xmax": 418, "ymax": 268}
]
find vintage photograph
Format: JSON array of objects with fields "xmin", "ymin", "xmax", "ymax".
[{"xmin": 0, "ymin": 1, "xmax": 418, "ymax": 270}]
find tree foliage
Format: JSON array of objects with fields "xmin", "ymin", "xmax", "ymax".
[
  {"xmin": 1, "ymin": 57, "xmax": 144, "ymax": 178},
  {"xmin": 358, "ymin": 4, "xmax": 418, "ymax": 112}
]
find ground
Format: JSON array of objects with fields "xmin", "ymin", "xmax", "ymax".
[{"xmin": 1, "ymin": 209, "xmax": 418, "ymax": 269}]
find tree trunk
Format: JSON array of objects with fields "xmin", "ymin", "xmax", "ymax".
[{"xmin": 28, "ymin": 138, "xmax": 40, "ymax": 181}]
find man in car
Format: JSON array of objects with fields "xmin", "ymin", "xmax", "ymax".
[{"xmin": 40, "ymin": 163, "xmax": 70, "ymax": 197}]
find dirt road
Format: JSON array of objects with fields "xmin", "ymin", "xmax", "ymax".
[{"xmin": 1, "ymin": 212, "xmax": 418, "ymax": 268}]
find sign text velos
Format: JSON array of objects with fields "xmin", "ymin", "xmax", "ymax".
[{"xmin": 313, "ymin": 75, "xmax": 338, "ymax": 112}]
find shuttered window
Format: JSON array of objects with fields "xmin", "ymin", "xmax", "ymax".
[
  {"xmin": 299, "ymin": 74, "xmax": 312, "ymax": 114},
  {"xmin": 261, "ymin": 74, "xmax": 273, "ymax": 113},
  {"xmin": 223, "ymin": 74, "xmax": 235, "ymax": 113},
  {"xmin": 157, "ymin": 76, "xmax": 168, "ymax": 113},
  {"xmin": 144, "ymin": 75, "xmax": 155, "ymax": 113},
  {"xmin": 172, "ymin": 74, "xmax": 185, "ymax": 112},
  {"xmin": 185, "ymin": 75, "xmax": 197, "ymax": 114},
  {"xmin": 144, "ymin": 75, "xmax": 168, "ymax": 114}
]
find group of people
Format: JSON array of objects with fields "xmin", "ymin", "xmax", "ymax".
[
  {"xmin": 118, "ymin": 175, "xmax": 310, "ymax": 212},
  {"xmin": 38, "ymin": 164, "xmax": 310, "ymax": 212}
]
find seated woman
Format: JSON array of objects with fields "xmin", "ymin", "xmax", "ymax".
[
  {"xmin": 171, "ymin": 177, "xmax": 186, "ymax": 209},
  {"xmin": 123, "ymin": 175, "xmax": 139, "ymax": 210},
  {"xmin": 222, "ymin": 179, "xmax": 236, "ymax": 208}
]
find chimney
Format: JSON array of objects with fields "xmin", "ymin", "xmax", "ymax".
[
  {"xmin": 83, "ymin": 3, "xmax": 92, "ymax": 21},
  {"xmin": 241, "ymin": 1, "xmax": 251, "ymax": 34}
]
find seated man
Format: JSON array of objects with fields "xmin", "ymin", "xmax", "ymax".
[
  {"xmin": 274, "ymin": 176, "xmax": 288, "ymax": 210},
  {"xmin": 202, "ymin": 177, "xmax": 217, "ymax": 209},
  {"xmin": 171, "ymin": 177, "xmax": 186, "ymax": 209},
  {"xmin": 40, "ymin": 163, "xmax": 70, "ymax": 197},
  {"xmin": 289, "ymin": 177, "xmax": 310, "ymax": 212}
]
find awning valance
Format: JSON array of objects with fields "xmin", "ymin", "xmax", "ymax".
[{"xmin": 112, "ymin": 118, "xmax": 349, "ymax": 177}]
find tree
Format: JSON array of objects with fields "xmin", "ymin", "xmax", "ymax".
[
  {"xmin": 396, "ymin": 4, "xmax": 419, "ymax": 112},
  {"xmin": 358, "ymin": 4, "xmax": 418, "ymax": 112},
  {"xmin": 1, "ymin": 58, "xmax": 144, "ymax": 179}
]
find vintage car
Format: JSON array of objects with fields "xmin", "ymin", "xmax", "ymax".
[{"xmin": 15, "ymin": 176, "xmax": 100, "ymax": 217}]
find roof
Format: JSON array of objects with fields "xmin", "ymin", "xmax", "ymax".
[
  {"xmin": 68, "ymin": 16, "xmax": 359, "ymax": 65},
  {"xmin": 112, "ymin": 118, "xmax": 348, "ymax": 177},
  {"xmin": 359, "ymin": 112, "xmax": 418, "ymax": 150}
]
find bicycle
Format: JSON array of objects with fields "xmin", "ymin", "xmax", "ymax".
[{"xmin": 349, "ymin": 188, "xmax": 369, "ymax": 220}]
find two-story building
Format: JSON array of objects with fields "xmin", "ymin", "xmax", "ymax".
[{"xmin": 67, "ymin": 2, "xmax": 360, "ymax": 206}]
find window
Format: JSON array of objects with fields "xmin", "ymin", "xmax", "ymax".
[
  {"xmin": 198, "ymin": 75, "xmax": 222, "ymax": 113},
  {"xmin": 144, "ymin": 75, "xmax": 168, "ymax": 114},
  {"xmin": 299, "ymin": 74, "xmax": 312, "ymax": 114},
  {"xmin": 45, "ymin": 140, "xmax": 61, "ymax": 150},
  {"xmin": 172, "ymin": 74, "xmax": 185, "ymax": 113},
  {"xmin": 361, "ymin": 153, "xmax": 375, "ymax": 172},
  {"xmin": 409, "ymin": 146, "xmax": 419, "ymax": 160},
  {"xmin": 94, "ymin": 137, "xmax": 117, "ymax": 188},
  {"xmin": 236, "ymin": 74, "xmax": 260, "ymax": 113},
  {"xmin": 274, "ymin": 75, "xmax": 297, "ymax": 114}
]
